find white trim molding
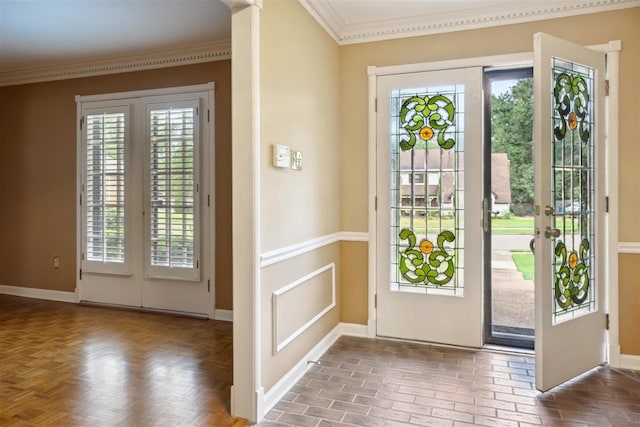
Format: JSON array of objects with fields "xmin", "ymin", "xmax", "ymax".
[
  {"xmin": 0, "ymin": 40, "xmax": 231, "ymax": 87},
  {"xmin": 273, "ymin": 263, "xmax": 336, "ymax": 353},
  {"xmin": 0, "ymin": 285, "xmax": 76, "ymax": 303},
  {"xmin": 260, "ymin": 231, "xmax": 368, "ymax": 268},
  {"xmin": 214, "ymin": 309, "xmax": 233, "ymax": 322},
  {"xmin": 263, "ymin": 322, "xmax": 368, "ymax": 414},
  {"xmin": 300, "ymin": 0, "xmax": 640, "ymax": 46},
  {"xmin": 618, "ymin": 242, "xmax": 640, "ymax": 254},
  {"xmin": 620, "ymin": 354, "xmax": 640, "ymax": 370}
]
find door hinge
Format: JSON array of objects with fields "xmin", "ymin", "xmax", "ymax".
[
  {"xmin": 208, "ymin": 109, "xmax": 210, "ymax": 122},
  {"xmin": 605, "ymin": 79, "xmax": 610, "ymax": 96},
  {"xmin": 605, "ymin": 313, "xmax": 610, "ymax": 330},
  {"xmin": 374, "ymin": 196, "xmax": 378, "ymax": 211},
  {"xmin": 375, "ymin": 97, "xmax": 378, "ymax": 113},
  {"xmin": 207, "ymin": 279, "xmax": 210, "ymax": 292},
  {"xmin": 605, "ymin": 196, "xmax": 609, "ymax": 213},
  {"xmin": 79, "ymin": 193, "xmax": 82, "ymax": 206},
  {"xmin": 196, "ymin": 106, "xmax": 199, "ymax": 116},
  {"xmin": 374, "ymin": 294, "xmax": 377, "ymax": 309},
  {"xmin": 208, "ymin": 194, "xmax": 211, "ymax": 207},
  {"xmin": 197, "ymin": 260, "xmax": 199, "ymax": 269},
  {"xmin": 80, "ymin": 116, "xmax": 84, "ymax": 130},
  {"xmin": 81, "ymin": 252, "xmax": 85, "ymax": 261},
  {"xmin": 79, "ymin": 269, "xmax": 82, "ymax": 280}
]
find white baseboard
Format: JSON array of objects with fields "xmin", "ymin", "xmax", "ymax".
[
  {"xmin": 231, "ymin": 384, "xmax": 264, "ymax": 424},
  {"xmin": 214, "ymin": 308, "xmax": 233, "ymax": 322},
  {"xmin": 609, "ymin": 344, "xmax": 621, "ymax": 368},
  {"xmin": 620, "ymin": 354, "xmax": 640, "ymax": 370},
  {"xmin": 262, "ymin": 322, "xmax": 367, "ymax": 415},
  {"xmin": 341, "ymin": 322, "xmax": 369, "ymax": 337},
  {"xmin": 0, "ymin": 284, "xmax": 76, "ymax": 303}
]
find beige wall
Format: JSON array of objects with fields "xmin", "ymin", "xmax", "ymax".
[
  {"xmin": 260, "ymin": 5, "xmax": 340, "ymax": 251},
  {"xmin": 339, "ymin": 9, "xmax": 640, "ymax": 354},
  {"xmin": 260, "ymin": 0, "xmax": 342, "ymax": 391},
  {"xmin": 0, "ymin": 61, "xmax": 234, "ymax": 310}
]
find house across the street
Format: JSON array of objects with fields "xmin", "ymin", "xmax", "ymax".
[{"xmin": 399, "ymin": 150, "xmax": 511, "ymax": 216}]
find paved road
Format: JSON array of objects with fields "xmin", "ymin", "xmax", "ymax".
[
  {"xmin": 492, "ymin": 233, "xmax": 585, "ymax": 251},
  {"xmin": 492, "ymin": 234, "xmax": 534, "ymax": 250}
]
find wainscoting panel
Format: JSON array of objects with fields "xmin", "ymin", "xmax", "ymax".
[{"xmin": 272, "ymin": 263, "xmax": 336, "ymax": 353}]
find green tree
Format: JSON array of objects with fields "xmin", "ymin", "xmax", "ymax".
[{"xmin": 491, "ymin": 79, "xmax": 534, "ymax": 207}]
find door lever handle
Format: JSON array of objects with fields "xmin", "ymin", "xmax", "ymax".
[
  {"xmin": 544, "ymin": 226, "xmax": 561, "ymax": 239},
  {"xmin": 529, "ymin": 237, "xmax": 535, "ymax": 254}
]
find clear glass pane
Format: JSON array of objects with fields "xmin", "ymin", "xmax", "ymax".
[{"xmin": 489, "ymin": 76, "xmax": 535, "ymax": 339}]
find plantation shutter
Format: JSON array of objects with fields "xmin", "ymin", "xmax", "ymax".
[
  {"xmin": 145, "ymin": 100, "xmax": 200, "ymax": 281},
  {"xmin": 82, "ymin": 105, "xmax": 131, "ymax": 274}
]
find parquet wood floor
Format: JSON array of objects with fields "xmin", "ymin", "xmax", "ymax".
[
  {"xmin": 3, "ymin": 295, "xmax": 640, "ymax": 426},
  {"xmin": 0, "ymin": 294, "xmax": 248, "ymax": 427}
]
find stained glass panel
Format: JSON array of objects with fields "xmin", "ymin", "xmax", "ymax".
[
  {"xmin": 390, "ymin": 85, "xmax": 465, "ymax": 296},
  {"xmin": 550, "ymin": 58, "xmax": 596, "ymax": 322}
]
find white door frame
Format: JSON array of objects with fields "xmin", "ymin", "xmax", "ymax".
[{"xmin": 367, "ymin": 43, "xmax": 621, "ymax": 367}]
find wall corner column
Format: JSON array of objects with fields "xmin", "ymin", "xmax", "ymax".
[{"xmin": 229, "ymin": 0, "xmax": 263, "ymax": 423}]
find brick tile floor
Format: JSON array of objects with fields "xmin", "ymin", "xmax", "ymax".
[{"xmin": 258, "ymin": 336, "xmax": 640, "ymax": 426}]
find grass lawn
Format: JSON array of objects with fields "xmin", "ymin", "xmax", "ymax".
[
  {"xmin": 491, "ymin": 216, "xmax": 534, "ymax": 234},
  {"xmin": 511, "ymin": 250, "xmax": 534, "ymax": 281},
  {"xmin": 399, "ymin": 215, "xmax": 579, "ymax": 235}
]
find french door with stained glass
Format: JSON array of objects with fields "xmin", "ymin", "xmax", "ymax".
[
  {"xmin": 376, "ymin": 67, "xmax": 484, "ymax": 347},
  {"xmin": 533, "ymin": 33, "xmax": 606, "ymax": 391}
]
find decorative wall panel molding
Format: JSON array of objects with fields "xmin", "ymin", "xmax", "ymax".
[{"xmin": 272, "ymin": 263, "xmax": 336, "ymax": 353}]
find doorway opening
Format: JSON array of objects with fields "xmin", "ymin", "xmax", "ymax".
[{"xmin": 483, "ymin": 68, "xmax": 535, "ymax": 348}]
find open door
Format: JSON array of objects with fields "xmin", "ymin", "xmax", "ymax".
[{"xmin": 533, "ymin": 32, "xmax": 606, "ymax": 391}]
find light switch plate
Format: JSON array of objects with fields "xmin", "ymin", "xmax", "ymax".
[
  {"xmin": 273, "ymin": 144, "xmax": 290, "ymax": 168},
  {"xmin": 291, "ymin": 150, "xmax": 302, "ymax": 170}
]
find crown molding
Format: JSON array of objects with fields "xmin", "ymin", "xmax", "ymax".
[
  {"xmin": 300, "ymin": 0, "xmax": 640, "ymax": 45},
  {"xmin": 298, "ymin": 0, "xmax": 342, "ymax": 44},
  {"xmin": 221, "ymin": 0, "xmax": 262, "ymax": 11},
  {"xmin": 0, "ymin": 40, "xmax": 231, "ymax": 87}
]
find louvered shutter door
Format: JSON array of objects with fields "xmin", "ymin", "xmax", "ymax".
[
  {"xmin": 84, "ymin": 108, "xmax": 129, "ymax": 271},
  {"xmin": 145, "ymin": 101, "xmax": 200, "ymax": 280}
]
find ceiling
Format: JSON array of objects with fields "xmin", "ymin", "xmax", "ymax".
[
  {"xmin": 0, "ymin": 0, "xmax": 231, "ymax": 70},
  {"xmin": 1, "ymin": 0, "xmax": 638, "ymax": 76}
]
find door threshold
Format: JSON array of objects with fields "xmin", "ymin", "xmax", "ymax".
[
  {"xmin": 79, "ymin": 300, "xmax": 209, "ymax": 319},
  {"xmin": 483, "ymin": 343, "xmax": 534, "ymax": 355},
  {"xmin": 376, "ymin": 335, "xmax": 534, "ymax": 357}
]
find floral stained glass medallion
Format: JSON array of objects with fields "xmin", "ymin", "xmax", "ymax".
[
  {"xmin": 390, "ymin": 86, "xmax": 464, "ymax": 296},
  {"xmin": 550, "ymin": 58, "xmax": 596, "ymax": 321}
]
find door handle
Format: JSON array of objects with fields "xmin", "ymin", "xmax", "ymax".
[
  {"xmin": 544, "ymin": 226, "xmax": 561, "ymax": 239},
  {"xmin": 529, "ymin": 237, "xmax": 535, "ymax": 254}
]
